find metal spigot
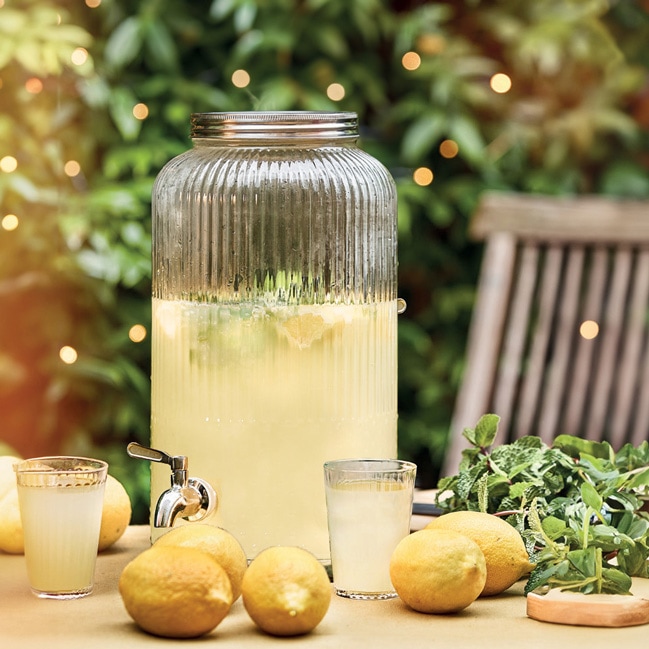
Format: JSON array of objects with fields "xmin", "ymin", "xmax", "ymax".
[{"xmin": 126, "ymin": 442, "xmax": 217, "ymax": 528}]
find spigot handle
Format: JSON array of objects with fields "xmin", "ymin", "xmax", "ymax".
[{"xmin": 127, "ymin": 442, "xmax": 187, "ymax": 470}]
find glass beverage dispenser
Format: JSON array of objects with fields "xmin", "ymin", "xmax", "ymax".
[{"xmin": 150, "ymin": 111, "xmax": 398, "ymax": 560}]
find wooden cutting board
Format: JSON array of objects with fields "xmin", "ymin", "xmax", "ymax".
[{"xmin": 527, "ymin": 578, "xmax": 649, "ymax": 627}]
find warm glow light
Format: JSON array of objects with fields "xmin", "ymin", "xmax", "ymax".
[
  {"xmin": 439, "ymin": 139, "xmax": 459, "ymax": 158},
  {"xmin": 490, "ymin": 73, "xmax": 512, "ymax": 94},
  {"xmin": 25, "ymin": 78, "xmax": 44, "ymax": 94},
  {"xmin": 580, "ymin": 320, "xmax": 599, "ymax": 340},
  {"xmin": 129, "ymin": 324, "xmax": 147, "ymax": 343},
  {"xmin": 85, "ymin": 0, "xmax": 101, "ymax": 7},
  {"xmin": 133, "ymin": 103, "xmax": 149, "ymax": 120},
  {"xmin": 231, "ymin": 69, "xmax": 250, "ymax": 88},
  {"xmin": 402, "ymin": 51, "xmax": 421, "ymax": 71},
  {"xmin": 64, "ymin": 160, "xmax": 81, "ymax": 177},
  {"xmin": 413, "ymin": 167, "xmax": 434, "ymax": 186},
  {"xmin": 71, "ymin": 48, "xmax": 89, "ymax": 66},
  {"xmin": 0, "ymin": 156, "xmax": 18, "ymax": 173},
  {"xmin": 59, "ymin": 346, "xmax": 78, "ymax": 364},
  {"xmin": 2, "ymin": 214, "xmax": 19, "ymax": 231},
  {"xmin": 326, "ymin": 83, "xmax": 345, "ymax": 101}
]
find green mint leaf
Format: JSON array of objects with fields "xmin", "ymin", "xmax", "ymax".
[
  {"xmin": 541, "ymin": 516, "xmax": 568, "ymax": 540},
  {"xmin": 553, "ymin": 435, "xmax": 612, "ymax": 460},
  {"xmin": 473, "ymin": 413, "xmax": 500, "ymax": 448},
  {"xmin": 581, "ymin": 481, "xmax": 603, "ymax": 514},
  {"xmin": 462, "ymin": 425, "xmax": 477, "ymax": 446}
]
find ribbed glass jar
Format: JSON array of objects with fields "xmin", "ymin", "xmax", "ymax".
[{"xmin": 150, "ymin": 111, "xmax": 398, "ymax": 560}]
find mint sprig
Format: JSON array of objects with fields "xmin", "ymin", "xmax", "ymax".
[{"xmin": 436, "ymin": 415, "xmax": 649, "ymax": 595}]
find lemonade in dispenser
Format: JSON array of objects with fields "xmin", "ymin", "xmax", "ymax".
[{"xmin": 149, "ymin": 112, "xmax": 398, "ymax": 560}]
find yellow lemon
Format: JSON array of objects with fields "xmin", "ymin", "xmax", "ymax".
[
  {"xmin": 426, "ymin": 511, "xmax": 534, "ymax": 596},
  {"xmin": 98, "ymin": 475, "xmax": 132, "ymax": 552},
  {"xmin": 389, "ymin": 528, "xmax": 487, "ymax": 613},
  {"xmin": 279, "ymin": 313, "xmax": 330, "ymax": 349},
  {"xmin": 154, "ymin": 523, "xmax": 247, "ymax": 601},
  {"xmin": 0, "ymin": 487, "xmax": 23, "ymax": 554},
  {"xmin": 0, "ymin": 456, "xmax": 21, "ymax": 500},
  {"xmin": 119, "ymin": 545, "xmax": 233, "ymax": 638},
  {"xmin": 241, "ymin": 546, "xmax": 331, "ymax": 636}
]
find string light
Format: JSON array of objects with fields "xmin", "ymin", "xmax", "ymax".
[
  {"xmin": 133, "ymin": 103, "xmax": 149, "ymax": 120},
  {"xmin": 413, "ymin": 167, "xmax": 434, "ymax": 186},
  {"xmin": 231, "ymin": 69, "xmax": 250, "ymax": 88},
  {"xmin": 0, "ymin": 156, "xmax": 18, "ymax": 173},
  {"xmin": 71, "ymin": 48, "xmax": 89, "ymax": 66},
  {"xmin": 129, "ymin": 324, "xmax": 147, "ymax": 343},
  {"xmin": 490, "ymin": 73, "xmax": 512, "ymax": 94},
  {"xmin": 326, "ymin": 83, "xmax": 345, "ymax": 101},
  {"xmin": 2, "ymin": 214, "xmax": 19, "ymax": 231},
  {"xmin": 579, "ymin": 320, "xmax": 599, "ymax": 340},
  {"xmin": 25, "ymin": 78, "xmax": 44, "ymax": 94},
  {"xmin": 59, "ymin": 346, "xmax": 78, "ymax": 364},
  {"xmin": 401, "ymin": 51, "xmax": 421, "ymax": 71},
  {"xmin": 439, "ymin": 139, "xmax": 459, "ymax": 159},
  {"xmin": 64, "ymin": 160, "xmax": 81, "ymax": 177}
]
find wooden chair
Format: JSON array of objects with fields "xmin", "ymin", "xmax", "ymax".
[{"xmin": 442, "ymin": 191, "xmax": 649, "ymax": 476}]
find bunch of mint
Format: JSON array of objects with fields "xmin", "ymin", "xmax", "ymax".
[{"xmin": 436, "ymin": 414, "xmax": 649, "ymax": 595}]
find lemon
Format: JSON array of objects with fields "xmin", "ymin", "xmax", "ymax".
[
  {"xmin": 119, "ymin": 545, "xmax": 233, "ymax": 638},
  {"xmin": 279, "ymin": 313, "xmax": 329, "ymax": 349},
  {"xmin": 0, "ymin": 487, "xmax": 23, "ymax": 554},
  {"xmin": 154, "ymin": 523, "xmax": 247, "ymax": 601},
  {"xmin": 0, "ymin": 456, "xmax": 21, "ymax": 500},
  {"xmin": 426, "ymin": 511, "xmax": 534, "ymax": 596},
  {"xmin": 0, "ymin": 456, "xmax": 23, "ymax": 554},
  {"xmin": 389, "ymin": 529, "xmax": 487, "ymax": 614},
  {"xmin": 241, "ymin": 546, "xmax": 331, "ymax": 636},
  {"xmin": 98, "ymin": 475, "xmax": 132, "ymax": 552}
]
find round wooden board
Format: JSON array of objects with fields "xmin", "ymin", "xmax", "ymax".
[{"xmin": 527, "ymin": 578, "xmax": 649, "ymax": 627}]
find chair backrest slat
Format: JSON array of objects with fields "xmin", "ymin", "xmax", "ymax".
[
  {"xmin": 610, "ymin": 250, "xmax": 649, "ymax": 447},
  {"xmin": 562, "ymin": 247, "xmax": 609, "ymax": 438},
  {"xmin": 536, "ymin": 246, "xmax": 585, "ymax": 443},
  {"xmin": 491, "ymin": 244, "xmax": 539, "ymax": 445}
]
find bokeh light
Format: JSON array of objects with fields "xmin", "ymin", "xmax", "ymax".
[
  {"xmin": 25, "ymin": 78, "xmax": 44, "ymax": 94},
  {"xmin": 413, "ymin": 167, "xmax": 434, "ymax": 186},
  {"xmin": 133, "ymin": 103, "xmax": 149, "ymax": 120},
  {"xmin": 231, "ymin": 69, "xmax": 250, "ymax": 88},
  {"xmin": 64, "ymin": 160, "xmax": 81, "ymax": 177},
  {"xmin": 85, "ymin": 0, "xmax": 101, "ymax": 7},
  {"xmin": 71, "ymin": 48, "xmax": 89, "ymax": 66},
  {"xmin": 579, "ymin": 320, "xmax": 600, "ymax": 340},
  {"xmin": 326, "ymin": 83, "xmax": 345, "ymax": 101},
  {"xmin": 129, "ymin": 324, "xmax": 147, "ymax": 343},
  {"xmin": 490, "ymin": 73, "xmax": 512, "ymax": 94},
  {"xmin": 401, "ymin": 51, "xmax": 421, "ymax": 71},
  {"xmin": 439, "ymin": 139, "xmax": 459, "ymax": 159},
  {"xmin": 59, "ymin": 346, "xmax": 78, "ymax": 364},
  {"xmin": 2, "ymin": 214, "xmax": 19, "ymax": 231},
  {"xmin": 0, "ymin": 156, "xmax": 18, "ymax": 173}
]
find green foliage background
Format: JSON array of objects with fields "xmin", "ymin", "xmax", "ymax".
[{"xmin": 1, "ymin": 0, "xmax": 648, "ymax": 521}]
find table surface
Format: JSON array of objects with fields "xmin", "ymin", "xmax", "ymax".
[{"xmin": 2, "ymin": 524, "xmax": 649, "ymax": 649}]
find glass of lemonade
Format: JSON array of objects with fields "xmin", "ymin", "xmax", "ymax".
[
  {"xmin": 14, "ymin": 456, "xmax": 108, "ymax": 599},
  {"xmin": 324, "ymin": 458, "xmax": 416, "ymax": 600}
]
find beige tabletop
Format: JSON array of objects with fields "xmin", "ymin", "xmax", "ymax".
[{"xmin": 2, "ymin": 525, "xmax": 649, "ymax": 648}]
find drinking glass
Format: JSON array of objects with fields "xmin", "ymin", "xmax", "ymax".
[
  {"xmin": 14, "ymin": 456, "xmax": 108, "ymax": 599},
  {"xmin": 324, "ymin": 458, "xmax": 416, "ymax": 599}
]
